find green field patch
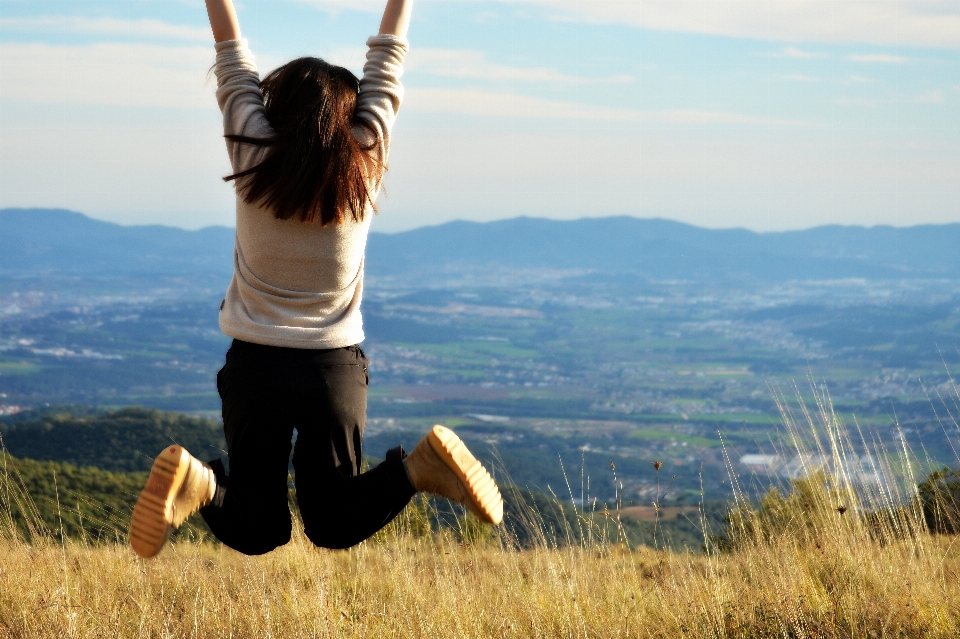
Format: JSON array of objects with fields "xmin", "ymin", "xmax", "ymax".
[
  {"xmin": 439, "ymin": 417, "xmax": 477, "ymax": 428},
  {"xmin": 371, "ymin": 416, "xmax": 471, "ymax": 431},
  {"xmin": 122, "ymin": 392, "xmax": 219, "ymax": 404},
  {"xmin": 0, "ymin": 361, "xmax": 41, "ymax": 375},
  {"xmin": 688, "ymin": 413, "xmax": 777, "ymax": 426},
  {"xmin": 632, "ymin": 338, "xmax": 730, "ymax": 352},
  {"xmin": 505, "ymin": 387, "xmax": 590, "ymax": 400},
  {"xmin": 703, "ymin": 369, "xmax": 752, "ymax": 376},
  {"xmin": 629, "ymin": 413, "xmax": 688, "ymax": 423},
  {"xmin": 628, "ymin": 429, "xmax": 719, "ymax": 447},
  {"xmin": 410, "ymin": 341, "xmax": 542, "ymax": 362}
]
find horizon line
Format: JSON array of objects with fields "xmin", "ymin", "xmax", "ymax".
[{"xmin": 2, "ymin": 206, "xmax": 958, "ymax": 236}]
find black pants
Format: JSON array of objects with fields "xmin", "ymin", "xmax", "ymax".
[{"xmin": 200, "ymin": 339, "xmax": 416, "ymax": 555}]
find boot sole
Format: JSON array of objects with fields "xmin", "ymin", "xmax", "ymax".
[
  {"xmin": 129, "ymin": 445, "xmax": 190, "ymax": 558},
  {"xmin": 427, "ymin": 425, "xmax": 504, "ymax": 525}
]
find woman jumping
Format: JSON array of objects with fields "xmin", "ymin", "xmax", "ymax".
[{"xmin": 129, "ymin": 0, "xmax": 503, "ymax": 558}]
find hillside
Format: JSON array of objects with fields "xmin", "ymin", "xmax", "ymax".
[
  {"xmin": 0, "ymin": 208, "xmax": 235, "ymax": 279},
  {"xmin": 0, "ymin": 454, "xmax": 147, "ymax": 542},
  {"xmin": 0, "ymin": 407, "xmax": 226, "ymax": 473},
  {"xmin": 6, "ymin": 208, "xmax": 960, "ymax": 283},
  {"xmin": 367, "ymin": 216, "xmax": 960, "ymax": 281}
]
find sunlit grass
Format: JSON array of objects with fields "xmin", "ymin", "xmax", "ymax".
[
  {"xmin": 1, "ymin": 382, "xmax": 959, "ymax": 637},
  {"xmin": 0, "ymin": 524, "xmax": 957, "ymax": 637}
]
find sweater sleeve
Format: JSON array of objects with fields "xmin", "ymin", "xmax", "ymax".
[
  {"xmin": 354, "ymin": 34, "xmax": 409, "ymax": 164},
  {"xmin": 214, "ymin": 39, "xmax": 274, "ymax": 175}
]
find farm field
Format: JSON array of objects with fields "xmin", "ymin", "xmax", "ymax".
[{"xmin": 4, "ymin": 271, "xmax": 960, "ymax": 502}]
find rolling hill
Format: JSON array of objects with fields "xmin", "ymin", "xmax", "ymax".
[{"xmin": 5, "ymin": 208, "xmax": 960, "ymax": 283}]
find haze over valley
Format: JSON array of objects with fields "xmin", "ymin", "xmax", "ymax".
[{"xmin": 4, "ymin": 208, "xmax": 960, "ymax": 511}]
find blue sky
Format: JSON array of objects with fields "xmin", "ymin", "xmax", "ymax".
[{"xmin": 1, "ymin": 0, "xmax": 958, "ymax": 232}]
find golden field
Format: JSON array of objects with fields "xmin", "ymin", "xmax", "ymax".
[{"xmin": 0, "ymin": 517, "xmax": 958, "ymax": 638}]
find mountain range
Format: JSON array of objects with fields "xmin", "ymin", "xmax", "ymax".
[{"xmin": 4, "ymin": 207, "xmax": 960, "ymax": 283}]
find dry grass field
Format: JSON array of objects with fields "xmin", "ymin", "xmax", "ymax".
[
  {"xmin": 2, "ymin": 389, "xmax": 959, "ymax": 638},
  {"xmin": 1, "ymin": 504, "xmax": 959, "ymax": 638}
]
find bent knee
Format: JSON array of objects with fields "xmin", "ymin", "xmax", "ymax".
[
  {"xmin": 303, "ymin": 526, "xmax": 362, "ymax": 550},
  {"xmin": 217, "ymin": 524, "xmax": 292, "ymax": 556}
]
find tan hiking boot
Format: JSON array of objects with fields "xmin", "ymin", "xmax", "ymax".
[
  {"xmin": 129, "ymin": 445, "xmax": 217, "ymax": 558},
  {"xmin": 405, "ymin": 425, "xmax": 503, "ymax": 525}
]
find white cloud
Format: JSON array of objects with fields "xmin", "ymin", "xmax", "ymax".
[
  {"xmin": 832, "ymin": 90, "xmax": 948, "ymax": 107},
  {"xmin": 0, "ymin": 16, "xmax": 209, "ymax": 42},
  {"xmin": 406, "ymin": 49, "xmax": 633, "ymax": 84},
  {"xmin": 0, "ymin": 43, "xmax": 215, "ymax": 109},
  {"xmin": 848, "ymin": 54, "xmax": 907, "ymax": 63},
  {"xmin": 767, "ymin": 46, "xmax": 828, "ymax": 59},
  {"xmin": 0, "ymin": 120, "xmax": 234, "ymax": 229},
  {"xmin": 833, "ymin": 97, "xmax": 879, "ymax": 108},
  {"xmin": 403, "ymin": 88, "xmax": 812, "ymax": 126},
  {"xmin": 380, "ymin": 127, "xmax": 641, "ymax": 230},
  {"xmin": 404, "ymin": 88, "xmax": 639, "ymax": 120},
  {"xmin": 913, "ymin": 90, "xmax": 946, "ymax": 103},
  {"xmin": 381, "ymin": 125, "xmax": 960, "ymax": 233},
  {"xmin": 0, "ymin": 42, "xmax": 805, "ymax": 122},
  {"xmin": 498, "ymin": 0, "xmax": 960, "ymax": 50},
  {"xmin": 779, "ymin": 74, "xmax": 870, "ymax": 86},
  {"xmin": 864, "ymin": 140, "xmax": 951, "ymax": 151},
  {"xmin": 646, "ymin": 110, "xmax": 813, "ymax": 127},
  {"xmin": 298, "ymin": 0, "xmax": 960, "ymax": 49},
  {"xmin": 295, "ymin": 0, "xmax": 384, "ymax": 14},
  {"xmin": 780, "ymin": 73, "xmax": 879, "ymax": 88}
]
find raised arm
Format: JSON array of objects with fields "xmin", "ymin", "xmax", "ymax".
[
  {"xmin": 379, "ymin": 0, "xmax": 414, "ymax": 38},
  {"xmin": 205, "ymin": 0, "xmax": 241, "ymax": 42}
]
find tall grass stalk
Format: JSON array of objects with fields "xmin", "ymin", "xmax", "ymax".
[{"xmin": 721, "ymin": 382, "xmax": 941, "ymax": 554}]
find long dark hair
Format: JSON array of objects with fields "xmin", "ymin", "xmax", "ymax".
[{"xmin": 224, "ymin": 57, "xmax": 383, "ymax": 225}]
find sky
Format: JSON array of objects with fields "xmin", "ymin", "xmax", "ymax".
[{"xmin": 0, "ymin": 0, "xmax": 958, "ymax": 233}]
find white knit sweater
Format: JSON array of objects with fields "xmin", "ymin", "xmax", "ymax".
[{"xmin": 213, "ymin": 35, "xmax": 408, "ymax": 349}]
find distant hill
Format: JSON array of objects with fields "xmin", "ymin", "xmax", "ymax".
[
  {"xmin": 366, "ymin": 217, "xmax": 960, "ymax": 281},
  {"xmin": 0, "ymin": 407, "xmax": 226, "ymax": 473},
  {"xmin": 0, "ymin": 208, "xmax": 235, "ymax": 278},
  {"xmin": 5, "ymin": 207, "xmax": 960, "ymax": 282}
]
